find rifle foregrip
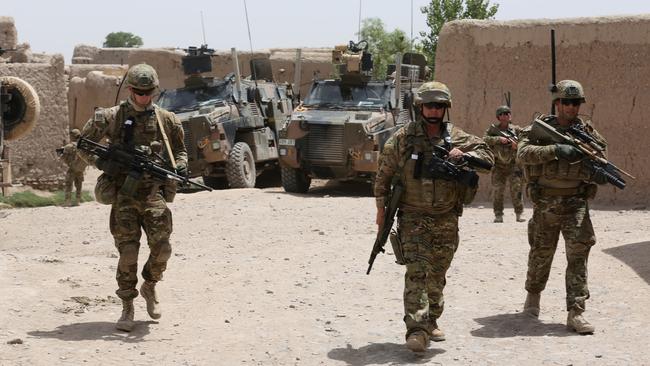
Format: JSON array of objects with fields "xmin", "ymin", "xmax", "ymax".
[{"xmin": 464, "ymin": 155, "xmax": 493, "ymax": 170}]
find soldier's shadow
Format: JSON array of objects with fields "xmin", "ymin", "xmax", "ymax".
[
  {"xmin": 27, "ymin": 321, "xmax": 156, "ymax": 343},
  {"xmin": 327, "ymin": 342, "xmax": 445, "ymax": 366},
  {"xmin": 471, "ymin": 312, "xmax": 574, "ymax": 338}
]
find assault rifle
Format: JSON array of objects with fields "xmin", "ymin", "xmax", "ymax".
[
  {"xmin": 488, "ymin": 124, "xmax": 518, "ymax": 145},
  {"xmin": 426, "ymin": 145, "xmax": 493, "ymax": 187},
  {"xmin": 367, "ymin": 181, "xmax": 404, "ymax": 275},
  {"xmin": 530, "ymin": 117, "xmax": 634, "ymax": 189},
  {"xmin": 77, "ymin": 137, "xmax": 212, "ymax": 192}
]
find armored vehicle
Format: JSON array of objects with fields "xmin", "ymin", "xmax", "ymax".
[
  {"xmin": 157, "ymin": 46, "xmax": 294, "ymax": 189},
  {"xmin": 277, "ymin": 41, "xmax": 426, "ymax": 193}
]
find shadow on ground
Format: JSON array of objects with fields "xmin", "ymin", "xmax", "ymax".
[
  {"xmin": 471, "ymin": 312, "xmax": 576, "ymax": 338},
  {"xmin": 27, "ymin": 321, "xmax": 155, "ymax": 343},
  {"xmin": 603, "ymin": 241, "xmax": 650, "ymax": 285},
  {"xmin": 328, "ymin": 342, "xmax": 445, "ymax": 366}
]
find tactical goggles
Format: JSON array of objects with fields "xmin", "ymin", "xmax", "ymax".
[
  {"xmin": 422, "ymin": 102, "xmax": 447, "ymax": 110},
  {"xmin": 560, "ymin": 99, "xmax": 582, "ymax": 106},
  {"xmin": 132, "ymin": 88, "xmax": 155, "ymax": 96}
]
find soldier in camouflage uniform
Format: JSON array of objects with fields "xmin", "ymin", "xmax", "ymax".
[
  {"xmin": 59, "ymin": 129, "xmax": 87, "ymax": 206},
  {"xmin": 483, "ymin": 105, "xmax": 525, "ymax": 223},
  {"xmin": 81, "ymin": 63, "xmax": 188, "ymax": 332},
  {"xmin": 517, "ymin": 80, "xmax": 610, "ymax": 334},
  {"xmin": 375, "ymin": 82, "xmax": 493, "ymax": 352}
]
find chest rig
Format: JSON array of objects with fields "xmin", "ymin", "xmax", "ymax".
[{"xmin": 409, "ymin": 122, "xmax": 453, "ymax": 180}]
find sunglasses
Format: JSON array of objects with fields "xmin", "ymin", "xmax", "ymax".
[
  {"xmin": 498, "ymin": 112, "xmax": 511, "ymax": 116},
  {"xmin": 560, "ymin": 99, "xmax": 581, "ymax": 106},
  {"xmin": 132, "ymin": 88, "xmax": 155, "ymax": 96},
  {"xmin": 423, "ymin": 102, "xmax": 447, "ymax": 110}
]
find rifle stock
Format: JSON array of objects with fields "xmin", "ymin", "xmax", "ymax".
[{"xmin": 367, "ymin": 183, "xmax": 404, "ymax": 275}]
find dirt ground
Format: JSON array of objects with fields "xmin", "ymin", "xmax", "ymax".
[{"xmin": 1, "ymin": 169, "xmax": 649, "ymax": 365}]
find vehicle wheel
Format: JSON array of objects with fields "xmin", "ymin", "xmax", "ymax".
[
  {"xmin": 1, "ymin": 76, "xmax": 40, "ymax": 140},
  {"xmin": 226, "ymin": 142, "xmax": 256, "ymax": 188},
  {"xmin": 280, "ymin": 166, "xmax": 311, "ymax": 193},
  {"xmin": 202, "ymin": 175, "xmax": 229, "ymax": 189}
]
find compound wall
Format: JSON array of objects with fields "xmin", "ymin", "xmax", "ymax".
[{"xmin": 435, "ymin": 15, "xmax": 650, "ymax": 207}]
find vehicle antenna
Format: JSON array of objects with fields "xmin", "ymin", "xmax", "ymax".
[
  {"xmin": 410, "ymin": 0, "xmax": 414, "ymax": 52},
  {"xmin": 200, "ymin": 11, "xmax": 207, "ymax": 46},
  {"xmin": 358, "ymin": 0, "xmax": 362, "ymax": 42},
  {"xmin": 243, "ymin": 0, "xmax": 258, "ymax": 84}
]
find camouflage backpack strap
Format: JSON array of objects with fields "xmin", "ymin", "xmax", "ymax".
[
  {"xmin": 153, "ymin": 105, "xmax": 177, "ymax": 170},
  {"xmin": 392, "ymin": 123, "xmax": 417, "ymax": 185}
]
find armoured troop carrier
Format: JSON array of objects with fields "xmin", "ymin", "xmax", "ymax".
[
  {"xmin": 277, "ymin": 41, "xmax": 427, "ymax": 193},
  {"xmin": 157, "ymin": 46, "xmax": 294, "ymax": 189}
]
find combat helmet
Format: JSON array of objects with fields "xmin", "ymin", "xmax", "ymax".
[
  {"xmin": 495, "ymin": 105, "xmax": 511, "ymax": 117},
  {"xmin": 552, "ymin": 80, "xmax": 585, "ymax": 103},
  {"xmin": 69, "ymin": 128, "xmax": 81, "ymax": 139},
  {"xmin": 414, "ymin": 81, "xmax": 452, "ymax": 108},
  {"xmin": 126, "ymin": 63, "xmax": 159, "ymax": 90}
]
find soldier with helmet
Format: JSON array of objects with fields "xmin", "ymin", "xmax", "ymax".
[
  {"xmin": 517, "ymin": 79, "xmax": 609, "ymax": 334},
  {"xmin": 81, "ymin": 63, "xmax": 188, "ymax": 332},
  {"xmin": 374, "ymin": 81, "xmax": 493, "ymax": 352},
  {"xmin": 483, "ymin": 105, "xmax": 525, "ymax": 223},
  {"xmin": 58, "ymin": 128, "xmax": 88, "ymax": 206}
]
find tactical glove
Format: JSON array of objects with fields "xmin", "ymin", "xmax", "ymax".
[
  {"xmin": 555, "ymin": 144, "xmax": 582, "ymax": 162},
  {"xmin": 176, "ymin": 164, "xmax": 188, "ymax": 177}
]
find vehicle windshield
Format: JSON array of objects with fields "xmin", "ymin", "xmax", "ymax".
[
  {"xmin": 158, "ymin": 81, "xmax": 232, "ymax": 112},
  {"xmin": 303, "ymin": 81, "xmax": 389, "ymax": 109}
]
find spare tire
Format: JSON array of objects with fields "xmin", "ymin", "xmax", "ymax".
[{"xmin": 1, "ymin": 76, "xmax": 40, "ymax": 141}]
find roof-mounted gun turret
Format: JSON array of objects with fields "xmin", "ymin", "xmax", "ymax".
[
  {"xmin": 332, "ymin": 40, "xmax": 373, "ymax": 85},
  {"xmin": 181, "ymin": 45, "xmax": 215, "ymax": 88}
]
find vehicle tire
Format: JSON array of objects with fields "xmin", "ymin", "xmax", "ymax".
[
  {"xmin": 1, "ymin": 76, "xmax": 40, "ymax": 140},
  {"xmin": 280, "ymin": 166, "xmax": 311, "ymax": 193},
  {"xmin": 202, "ymin": 175, "xmax": 229, "ymax": 189},
  {"xmin": 226, "ymin": 142, "xmax": 256, "ymax": 188}
]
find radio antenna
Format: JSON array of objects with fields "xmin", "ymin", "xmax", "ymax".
[
  {"xmin": 358, "ymin": 0, "xmax": 362, "ymax": 42},
  {"xmin": 200, "ymin": 11, "xmax": 207, "ymax": 45},
  {"xmin": 243, "ymin": 0, "xmax": 258, "ymax": 82},
  {"xmin": 410, "ymin": 0, "xmax": 414, "ymax": 52}
]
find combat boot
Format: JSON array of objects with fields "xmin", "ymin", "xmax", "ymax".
[
  {"xmin": 116, "ymin": 300, "xmax": 134, "ymax": 332},
  {"xmin": 430, "ymin": 325, "xmax": 446, "ymax": 342},
  {"xmin": 140, "ymin": 281, "xmax": 162, "ymax": 319},
  {"xmin": 63, "ymin": 193, "xmax": 72, "ymax": 207},
  {"xmin": 516, "ymin": 213, "xmax": 525, "ymax": 222},
  {"xmin": 405, "ymin": 331, "xmax": 429, "ymax": 352},
  {"xmin": 523, "ymin": 291, "xmax": 540, "ymax": 318},
  {"xmin": 567, "ymin": 309, "xmax": 595, "ymax": 334},
  {"xmin": 493, "ymin": 215, "xmax": 503, "ymax": 223},
  {"xmin": 72, "ymin": 194, "xmax": 81, "ymax": 206}
]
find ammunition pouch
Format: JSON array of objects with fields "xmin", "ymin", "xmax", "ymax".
[
  {"xmin": 119, "ymin": 171, "xmax": 142, "ymax": 197},
  {"xmin": 94, "ymin": 173, "xmax": 117, "ymax": 205},
  {"xmin": 389, "ymin": 229, "xmax": 405, "ymax": 265}
]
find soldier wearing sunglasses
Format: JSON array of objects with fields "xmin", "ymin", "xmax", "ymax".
[
  {"xmin": 483, "ymin": 105, "xmax": 525, "ymax": 223},
  {"xmin": 516, "ymin": 80, "xmax": 608, "ymax": 334},
  {"xmin": 375, "ymin": 81, "xmax": 493, "ymax": 352},
  {"xmin": 81, "ymin": 63, "xmax": 188, "ymax": 332}
]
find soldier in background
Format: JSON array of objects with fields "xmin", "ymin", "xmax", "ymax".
[
  {"xmin": 59, "ymin": 129, "xmax": 87, "ymax": 206},
  {"xmin": 517, "ymin": 80, "xmax": 609, "ymax": 334},
  {"xmin": 374, "ymin": 82, "xmax": 493, "ymax": 352},
  {"xmin": 81, "ymin": 63, "xmax": 187, "ymax": 332},
  {"xmin": 483, "ymin": 105, "xmax": 525, "ymax": 223}
]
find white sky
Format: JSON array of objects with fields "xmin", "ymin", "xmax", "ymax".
[{"xmin": 4, "ymin": 0, "xmax": 650, "ymax": 63}]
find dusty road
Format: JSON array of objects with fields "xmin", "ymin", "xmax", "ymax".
[{"xmin": 1, "ymin": 173, "xmax": 649, "ymax": 365}]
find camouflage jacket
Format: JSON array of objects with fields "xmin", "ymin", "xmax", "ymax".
[
  {"xmin": 60, "ymin": 142, "xmax": 88, "ymax": 173},
  {"xmin": 483, "ymin": 122, "xmax": 522, "ymax": 167},
  {"xmin": 517, "ymin": 115, "xmax": 607, "ymax": 187},
  {"xmin": 81, "ymin": 99, "xmax": 187, "ymax": 186},
  {"xmin": 374, "ymin": 119, "xmax": 493, "ymax": 216}
]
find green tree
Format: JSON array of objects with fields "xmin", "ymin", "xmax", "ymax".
[
  {"xmin": 103, "ymin": 32, "xmax": 143, "ymax": 48},
  {"xmin": 420, "ymin": 0, "xmax": 499, "ymax": 71},
  {"xmin": 358, "ymin": 18, "xmax": 410, "ymax": 79}
]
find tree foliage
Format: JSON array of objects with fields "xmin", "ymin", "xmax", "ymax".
[
  {"xmin": 103, "ymin": 32, "xmax": 144, "ymax": 48},
  {"xmin": 358, "ymin": 18, "xmax": 411, "ymax": 79},
  {"xmin": 420, "ymin": 0, "xmax": 498, "ymax": 71}
]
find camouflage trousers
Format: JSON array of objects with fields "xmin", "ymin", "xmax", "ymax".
[
  {"xmin": 491, "ymin": 164, "xmax": 523, "ymax": 216},
  {"xmin": 110, "ymin": 192, "xmax": 173, "ymax": 300},
  {"xmin": 398, "ymin": 211, "xmax": 459, "ymax": 338},
  {"xmin": 65, "ymin": 170, "xmax": 84, "ymax": 198},
  {"xmin": 525, "ymin": 194, "xmax": 595, "ymax": 311}
]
